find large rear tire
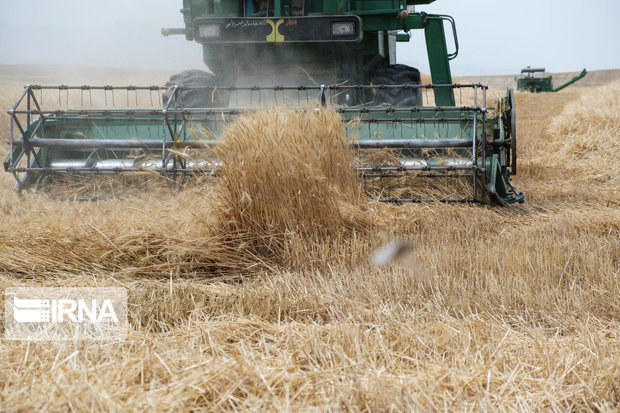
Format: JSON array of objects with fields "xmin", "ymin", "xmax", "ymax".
[
  {"xmin": 371, "ymin": 64, "xmax": 422, "ymax": 106},
  {"xmin": 162, "ymin": 70, "xmax": 230, "ymax": 108}
]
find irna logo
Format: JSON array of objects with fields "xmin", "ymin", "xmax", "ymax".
[
  {"xmin": 13, "ymin": 296, "xmax": 119, "ymax": 323},
  {"xmin": 5, "ymin": 287, "xmax": 127, "ymax": 341}
]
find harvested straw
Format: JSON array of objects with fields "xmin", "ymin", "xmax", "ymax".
[
  {"xmin": 211, "ymin": 109, "xmax": 371, "ymax": 269},
  {"xmin": 548, "ymin": 80, "xmax": 620, "ymax": 184},
  {"xmin": 0, "ymin": 70, "xmax": 619, "ymax": 411}
]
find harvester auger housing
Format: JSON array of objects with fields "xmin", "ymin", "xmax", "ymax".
[{"xmin": 4, "ymin": 0, "xmax": 523, "ymax": 205}]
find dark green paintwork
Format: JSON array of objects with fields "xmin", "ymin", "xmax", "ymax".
[{"xmin": 172, "ymin": 0, "xmax": 457, "ymax": 105}]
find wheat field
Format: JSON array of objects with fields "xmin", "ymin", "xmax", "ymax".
[{"xmin": 0, "ymin": 67, "xmax": 618, "ymax": 411}]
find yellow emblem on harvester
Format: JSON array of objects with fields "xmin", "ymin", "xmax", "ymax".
[{"xmin": 266, "ymin": 19, "xmax": 285, "ymax": 42}]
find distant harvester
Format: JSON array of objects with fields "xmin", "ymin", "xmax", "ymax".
[{"xmin": 516, "ymin": 67, "xmax": 587, "ymax": 93}]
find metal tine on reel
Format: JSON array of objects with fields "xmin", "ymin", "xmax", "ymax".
[
  {"xmin": 83, "ymin": 85, "xmax": 93, "ymax": 106},
  {"xmin": 126, "ymin": 86, "xmax": 139, "ymax": 107},
  {"xmin": 103, "ymin": 85, "xmax": 116, "ymax": 107},
  {"xmin": 58, "ymin": 85, "xmax": 70, "ymax": 106},
  {"xmin": 148, "ymin": 86, "xmax": 158, "ymax": 106}
]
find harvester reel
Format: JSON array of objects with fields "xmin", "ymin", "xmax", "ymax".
[
  {"xmin": 163, "ymin": 70, "xmax": 230, "ymax": 108},
  {"xmin": 371, "ymin": 64, "xmax": 422, "ymax": 106},
  {"xmin": 5, "ymin": 81, "xmax": 523, "ymax": 205}
]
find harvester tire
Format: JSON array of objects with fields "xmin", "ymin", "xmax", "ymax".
[
  {"xmin": 371, "ymin": 64, "xmax": 422, "ymax": 106},
  {"xmin": 162, "ymin": 70, "xmax": 229, "ymax": 108}
]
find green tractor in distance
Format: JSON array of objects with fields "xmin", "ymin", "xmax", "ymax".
[
  {"xmin": 517, "ymin": 66, "xmax": 587, "ymax": 93},
  {"xmin": 5, "ymin": 0, "xmax": 523, "ymax": 204}
]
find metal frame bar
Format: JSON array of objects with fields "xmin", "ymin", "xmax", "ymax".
[{"xmin": 9, "ymin": 167, "xmax": 216, "ymax": 174}]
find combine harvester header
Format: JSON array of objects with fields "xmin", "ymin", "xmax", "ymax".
[{"xmin": 5, "ymin": 0, "xmax": 523, "ymax": 205}]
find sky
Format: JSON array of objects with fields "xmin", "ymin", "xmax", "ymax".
[
  {"xmin": 0, "ymin": 0, "xmax": 618, "ymax": 76},
  {"xmin": 398, "ymin": 0, "xmax": 620, "ymax": 75}
]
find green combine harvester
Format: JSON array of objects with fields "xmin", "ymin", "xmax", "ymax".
[
  {"xmin": 517, "ymin": 66, "xmax": 587, "ymax": 93},
  {"xmin": 5, "ymin": 0, "xmax": 523, "ymax": 204}
]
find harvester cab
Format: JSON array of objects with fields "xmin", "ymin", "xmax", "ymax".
[
  {"xmin": 517, "ymin": 66, "xmax": 587, "ymax": 93},
  {"xmin": 4, "ymin": 0, "xmax": 523, "ymax": 205}
]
